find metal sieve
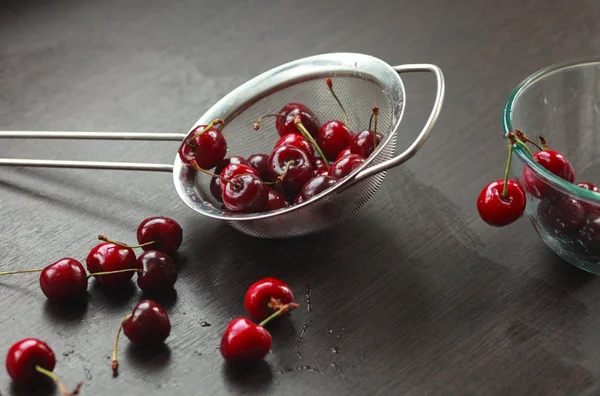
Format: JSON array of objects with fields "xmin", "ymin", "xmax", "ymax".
[{"xmin": 0, "ymin": 53, "xmax": 445, "ymax": 238}]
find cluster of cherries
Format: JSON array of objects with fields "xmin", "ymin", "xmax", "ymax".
[
  {"xmin": 3, "ymin": 217, "xmax": 182, "ymax": 394},
  {"xmin": 477, "ymin": 130, "xmax": 600, "ymax": 257},
  {"xmin": 220, "ymin": 277, "xmax": 298, "ymax": 363},
  {"xmin": 177, "ymin": 77, "xmax": 383, "ymax": 213}
]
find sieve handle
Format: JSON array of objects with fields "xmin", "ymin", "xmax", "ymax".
[{"xmin": 353, "ymin": 64, "xmax": 445, "ymax": 182}]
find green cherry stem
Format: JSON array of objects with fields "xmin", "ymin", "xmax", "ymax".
[
  {"xmin": 294, "ymin": 116, "xmax": 330, "ymax": 168},
  {"xmin": 369, "ymin": 106, "xmax": 380, "ymax": 151},
  {"xmin": 514, "ymin": 129, "xmax": 543, "ymax": 151},
  {"xmin": 186, "ymin": 118, "xmax": 225, "ymax": 145},
  {"xmin": 190, "ymin": 160, "xmax": 236, "ymax": 185},
  {"xmin": 87, "ymin": 268, "xmax": 139, "ymax": 278},
  {"xmin": 112, "ymin": 313, "xmax": 132, "ymax": 377},
  {"xmin": 326, "ymin": 77, "xmax": 349, "ymax": 127},
  {"xmin": 276, "ymin": 160, "xmax": 295, "ymax": 185},
  {"xmin": 258, "ymin": 302, "xmax": 300, "ymax": 327},
  {"xmin": 539, "ymin": 135, "xmax": 548, "ymax": 150},
  {"xmin": 35, "ymin": 365, "xmax": 71, "ymax": 396},
  {"xmin": 252, "ymin": 114, "xmax": 286, "ymax": 131},
  {"xmin": 502, "ymin": 142, "xmax": 514, "ymax": 200},
  {"xmin": 97, "ymin": 235, "xmax": 157, "ymax": 250},
  {"xmin": 0, "ymin": 268, "xmax": 43, "ymax": 275}
]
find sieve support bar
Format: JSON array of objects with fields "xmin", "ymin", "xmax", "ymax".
[
  {"xmin": 0, "ymin": 159, "xmax": 174, "ymax": 172},
  {"xmin": 0, "ymin": 131, "xmax": 186, "ymax": 141},
  {"xmin": 353, "ymin": 64, "xmax": 445, "ymax": 182}
]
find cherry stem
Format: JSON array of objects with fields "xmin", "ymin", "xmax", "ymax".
[
  {"xmin": 98, "ymin": 235, "xmax": 157, "ymax": 249},
  {"xmin": 0, "ymin": 268, "xmax": 43, "ymax": 275},
  {"xmin": 276, "ymin": 160, "xmax": 295, "ymax": 185},
  {"xmin": 293, "ymin": 116, "xmax": 330, "ymax": 168},
  {"xmin": 509, "ymin": 132, "xmax": 534, "ymax": 158},
  {"xmin": 35, "ymin": 365, "xmax": 70, "ymax": 396},
  {"xmin": 369, "ymin": 106, "xmax": 379, "ymax": 151},
  {"xmin": 259, "ymin": 301, "xmax": 300, "ymax": 327},
  {"xmin": 501, "ymin": 141, "xmax": 514, "ymax": 200},
  {"xmin": 190, "ymin": 160, "xmax": 235, "ymax": 184},
  {"xmin": 253, "ymin": 114, "xmax": 286, "ymax": 131},
  {"xmin": 539, "ymin": 135, "xmax": 548, "ymax": 150},
  {"xmin": 87, "ymin": 268, "xmax": 139, "ymax": 278},
  {"xmin": 514, "ymin": 129, "xmax": 543, "ymax": 151},
  {"xmin": 112, "ymin": 314, "xmax": 132, "ymax": 377},
  {"xmin": 185, "ymin": 118, "xmax": 225, "ymax": 145},
  {"xmin": 326, "ymin": 77, "xmax": 349, "ymax": 127}
]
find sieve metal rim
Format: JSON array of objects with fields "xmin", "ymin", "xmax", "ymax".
[{"xmin": 172, "ymin": 53, "xmax": 444, "ymax": 221}]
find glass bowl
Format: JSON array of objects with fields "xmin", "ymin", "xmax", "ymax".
[{"xmin": 503, "ymin": 57, "xmax": 600, "ymax": 274}]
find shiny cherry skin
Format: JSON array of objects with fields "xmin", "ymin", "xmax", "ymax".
[
  {"xmin": 247, "ymin": 154, "xmax": 271, "ymax": 182},
  {"xmin": 577, "ymin": 182, "xmax": 600, "ymax": 216},
  {"xmin": 295, "ymin": 175, "xmax": 337, "ymax": 204},
  {"xmin": 86, "ymin": 242, "xmax": 137, "ymax": 288},
  {"xmin": 274, "ymin": 134, "xmax": 314, "ymax": 161},
  {"xmin": 244, "ymin": 277, "xmax": 295, "ymax": 321},
  {"xmin": 276, "ymin": 103, "xmax": 320, "ymax": 138},
  {"xmin": 193, "ymin": 128, "xmax": 228, "ymax": 170},
  {"xmin": 123, "ymin": 300, "xmax": 171, "ymax": 346},
  {"xmin": 317, "ymin": 120, "xmax": 353, "ymax": 160},
  {"xmin": 220, "ymin": 317, "xmax": 272, "ymax": 363},
  {"xmin": 336, "ymin": 147, "xmax": 353, "ymax": 161},
  {"xmin": 312, "ymin": 157, "xmax": 328, "ymax": 176},
  {"xmin": 534, "ymin": 150, "xmax": 575, "ymax": 182},
  {"xmin": 477, "ymin": 180, "xmax": 526, "ymax": 227},
  {"xmin": 210, "ymin": 157, "xmax": 250, "ymax": 202},
  {"xmin": 577, "ymin": 182, "xmax": 599, "ymax": 192},
  {"xmin": 350, "ymin": 130, "xmax": 384, "ymax": 158},
  {"xmin": 137, "ymin": 216, "xmax": 183, "ymax": 255},
  {"xmin": 538, "ymin": 197, "xmax": 585, "ymax": 238},
  {"xmin": 264, "ymin": 187, "xmax": 290, "ymax": 211},
  {"xmin": 578, "ymin": 216, "xmax": 600, "ymax": 257},
  {"xmin": 222, "ymin": 173, "xmax": 268, "ymax": 213},
  {"xmin": 6, "ymin": 338, "xmax": 56, "ymax": 384},
  {"xmin": 136, "ymin": 251, "xmax": 177, "ymax": 294},
  {"xmin": 328, "ymin": 154, "xmax": 365, "ymax": 180},
  {"xmin": 220, "ymin": 164, "xmax": 260, "ymax": 193},
  {"xmin": 39, "ymin": 258, "xmax": 88, "ymax": 303},
  {"xmin": 268, "ymin": 145, "xmax": 314, "ymax": 198}
]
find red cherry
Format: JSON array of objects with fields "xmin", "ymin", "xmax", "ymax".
[
  {"xmin": 222, "ymin": 173, "xmax": 268, "ymax": 213},
  {"xmin": 576, "ymin": 182, "xmax": 600, "ymax": 216},
  {"xmin": 263, "ymin": 187, "xmax": 290, "ymax": 211},
  {"xmin": 276, "ymin": 103, "xmax": 320, "ymax": 138},
  {"xmin": 136, "ymin": 251, "xmax": 177, "ymax": 294},
  {"xmin": 219, "ymin": 317, "xmax": 272, "ymax": 364},
  {"xmin": 244, "ymin": 277, "xmax": 295, "ymax": 322},
  {"xmin": 295, "ymin": 175, "xmax": 337, "ymax": 204},
  {"xmin": 317, "ymin": 120, "xmax": 353, "ymax": 161},
  {"xmin": 135, "ymin": 216, "xmax": 183, "ymax": 256},
  {"xmin": 274, "ymin": 134, "xmax": 315, "ymax": 161},
  {"xmin": 268, "ymin": 145, "xmax": 314, "ymax": 198},
  {"xmin": 534, "ymin": 150, "xmax": 575, "ymax": 182},
  {"xmin": 247, "ymin": 154, "xmax": 271, "ymax": 182},
  {"xmin": 210, "ymin": 157, "xmax": 250, "ymax": 202},
  {"xmin": 86, "ymin": 242, "xmax": 137, "ymax": 288},
  {"xmin": 577, "ymin": 216, "xmax": 600, "ymax": 257},
  {"xmin": 328, "ymin": 154, "xmax": 365, "ymax": 180},
  {"xmin": 112, "ymin": 300, "xmax": 171, "ymax": 376},
  {"xmin": 39, "ymin": 258, "xmax": 88, "ymax": 303},
  {"xmin": 219, "ymin": 164, "xmax": 260, "ymax": 193},
  {"xmin": 336, "ymin": 147, "xmax": 353, "ymax": 161},
  {"xmin": 538, "ymin": 197, "xmax": 585, "ymax": 238},
  {"xmin": 192, "ymin": 129, "xmax": 227, "ymax": 170},
  {"xmin": 350, "ymin": 130, "xmax": 384, "ymax": 158},
  {"xmin": 477, "ymin": 180, "xmax": 526, "ymax": 226},
  {"xmin": 577, "ymin": 182, "xmax": 600, "ymax": 193},
  {"xmin": 6, "ymin": 338, "xmax": 56, "ymax": 384},
  {"xmin": 312, "ymin": 157, "xmax": 328, "ymax": 175}
]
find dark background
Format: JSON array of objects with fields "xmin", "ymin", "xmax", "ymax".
[{"xmin": 1, "ymin": 0, "xmax": 600, "ymax": 395}]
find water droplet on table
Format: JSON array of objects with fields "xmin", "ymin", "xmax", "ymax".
[
  {"xmin": 294, "ymin": 324, "xmax": 308, "ymax": 348},
  {"xmin": 199, "ymin": 321, "xmax": 211, "ymax": 327},
  {"xmin": 331, "ymin": 346, "xmax": 340, "ymax": 354}
]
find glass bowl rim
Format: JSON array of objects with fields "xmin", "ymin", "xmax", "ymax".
[{"xmin": 502, "ymin": 55, "xmax": 600, "ymax": 203}]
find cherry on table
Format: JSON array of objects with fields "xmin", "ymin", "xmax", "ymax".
[
  {"xmin": 40, "ymin": 258, "xmax": 88, "ymax": 303},
  {"xmin": 477, "ymin": 179, "xmax": 526, "ymax": 227},
  {"xmin": 328, "ymin": 154, "xmax": 365, "ymax": 180},
  {"xmin": 274, "ymin": 134, "xmax": 315, "ymax": 161},
  {"xmin": 86, "ymin": 242, "xmax": 137, "ymax": 288},
  {"xmin": 6, "ymin": 338, "xmax": 80, "ymax": 395},
  {"xmin": 244, "ymin": 277, "xmax": 295, "ymax": 321},
  {"xmin": 295, "ymin": 175, "xmax": 337, "ymax": 204},
  {"xmin": 136, "ymin": 251, "xmax": 177, "ymax": 294},
  {"xmin": 222, "ymin": 173, "xmax": 268, "ymax": 213},
  {"xmin": 112, "ymin": 300, "xmax": 171, "ymax": 376},
  {"xmin": 268, "ymin": 145, "xmax": 314, "ymax": 199},
  {"xmin": 247, "ymin": 154, "xmax": 271, "ymax": 182},
  {"xmin": 136, "ymin": 216, "xmax": 183, "ymax": 255},
  {"xmin": 263, "ymin": 187, "xmax": 290, "ymax": 211}
]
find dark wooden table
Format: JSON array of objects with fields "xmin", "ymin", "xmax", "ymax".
[{"xmin": 1, "ymin": 0, "xmax": 600, "ymax": 394}]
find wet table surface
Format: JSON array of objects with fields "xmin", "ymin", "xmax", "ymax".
[{"xmin": 1, "ymin": 0, "xmax": 600, "ymax": 395}]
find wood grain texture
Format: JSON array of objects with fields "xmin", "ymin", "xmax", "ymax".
[{"xmin": 1, "ymin": 0, "xmax": 600, "ymax": 394}]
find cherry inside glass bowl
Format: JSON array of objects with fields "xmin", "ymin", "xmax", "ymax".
[{"xmin": 503, "ymin": 57, "xmax": 600, "ymax": 273}]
